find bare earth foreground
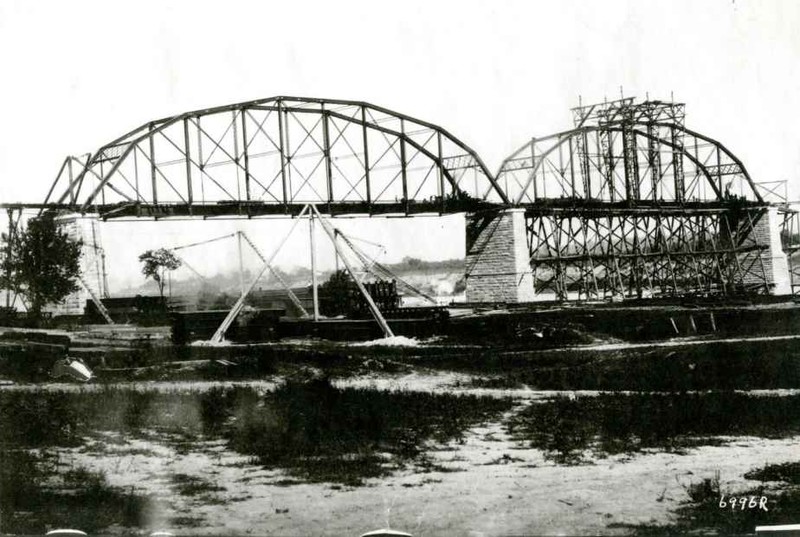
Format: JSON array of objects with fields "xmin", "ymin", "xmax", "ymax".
[
  {"xmin": 14, "ymin": 375, "xmax": 800, "ymax": 536},
  {"xmin": 57, "ymin": 414, "xmax": 800, "ymax": 536},
  {"xmin": 4, "ymin": 324, "xmax": 800, "ymax": 535}
]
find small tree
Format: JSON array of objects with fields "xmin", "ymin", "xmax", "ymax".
[
  {"xmin": 138, "ymin": 248, "xmax": 181, "ymax": 298},
  {"xmin": 5, "ymin": 213, "xmax": 82, "ymax": 320}
]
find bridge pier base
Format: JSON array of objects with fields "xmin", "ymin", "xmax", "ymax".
[
  {"xmin": 464, "ymin": 208, "xmax": 535, "ymax": 303},
  {"xmin": 45, "ymin": 213, "xmax": 108, "ymax": 316},
  {"xmin": 741, "ymin": 206, "xmax": 792, "ymax": 295}
]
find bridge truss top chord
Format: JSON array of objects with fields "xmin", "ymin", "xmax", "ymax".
[
  {"xmin": 497, "ymin": 97, "xmax": 764, "ymax": 206},
  {"xmin": 44, "ymin": 96, "xmax": 509, "ymax": 220}
]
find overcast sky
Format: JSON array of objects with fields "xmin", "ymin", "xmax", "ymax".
[{"xmin": 1, "ymin": 0, "xmax": 799, "ymax": 290}]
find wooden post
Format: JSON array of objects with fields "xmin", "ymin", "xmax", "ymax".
[
  {"xmin": 309, "ymin": 212, "xmax": 320, "ymax": 321},
  {"xmin": 4, "ymin": 209, "xmax": 13, "ymax": 308},
  {"xmin": 237, "ymin": 231, "xmax": 245, "ymax": 297}
]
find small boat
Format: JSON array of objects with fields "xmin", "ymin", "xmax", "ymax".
[{"xmin": 45, "ymin": 530, "xmax": 88, "ymax": 537}]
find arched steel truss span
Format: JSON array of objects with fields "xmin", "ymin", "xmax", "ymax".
[
  {"xmin": 45, "ymin": 96, "xmax": 509, "ymax": 219},
  {"xmin": 492, "ymin": 97, "xmax": 782, "ymax": 301},
  {"xmin": 497, "ymin": 108, "xmax": 763, "ymax": 205}
]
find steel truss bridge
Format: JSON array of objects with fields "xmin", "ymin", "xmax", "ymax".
[
  {"xmin": 5, "ymin": 95, "xmax": 799, "ymax": 300},
  {"xmin": 42, "ymin": 96, "xmax": 508, "ymax": 218}
]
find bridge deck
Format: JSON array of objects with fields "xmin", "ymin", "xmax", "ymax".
[
  {"xmin": 0, "ymin": 199, "xmax": 776, "ymax": 220},
  {"xmin": 0, "ymin": 200, "xmax": 491, "ymax": 219}
]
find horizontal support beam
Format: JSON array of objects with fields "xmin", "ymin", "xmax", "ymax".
[
  {"xmin": 523, "ymin": 199, "xmax": 771, "ymax": 218},
  {"xmin": 530, "ymin": 243, "xmax": 767, "ymax": 264},
  {"xmin": 0, "ymin": 199, "xmax": 499, "ymax": 220},
  {"xmin": 0, "ymin": 203, "xmax": 84, "ymax": 210},
  {"xmin": 2, "ymin": 199, "xmax": 778, "ymax": 220}
]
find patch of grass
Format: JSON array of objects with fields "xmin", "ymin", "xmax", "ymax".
[
  {"xmin": 224, "ymin": 378, "xmax": 512, "ymax": 485},
  {"xmin": 507, "ymin": 392, "xmax": 800, "ymax": 463},
  {"xmin": 0, "ymin": 449, "xmax": 154, "ymax": 535},
  {"xmin": 282, "ymin": 454, "xmax": 390, "ymax": 486},
  {"xmin": 745, "ymin": 462, "xmax": 800, "ymax": 485},
  {"xmin": 168, "ymin": 515, "xmax": 205, "ymax": 528},
  {"xmin": 114, "ymin": 446, "xmax": 161, "ymax": 457},
  {"xmin": 273, "ymin": 478, "xmax": 302, "ymax": 487},
  {"xmin": 169, "ymin": 473, "xmax": 225, "ymax": 496},
  {"xmin": 465, "ymin": 376, "xmax": 526, "ymax": 390},
  {"xmin": 482, "ymin": 453, "xmax": 525, "ymax": 465},
  {"xmin": 685, "ymin": 472, "xmax": 721, "ymax": 503},
  {"xmin": 416, "ymin": 456, "xmax": 464, "ymax": 474}
]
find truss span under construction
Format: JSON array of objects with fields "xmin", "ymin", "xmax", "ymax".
[{"xmin": 465, "ymin": 97, "xmax": 793, "ymax": 302}]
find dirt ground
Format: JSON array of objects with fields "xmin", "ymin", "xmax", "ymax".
[
  {"xmin": 5, "ymin": 325, "xmax": 800, "ymax": 535},
  {"xmin": 44, "ymin": 377, "xmax": 800, "ymax": 536}
]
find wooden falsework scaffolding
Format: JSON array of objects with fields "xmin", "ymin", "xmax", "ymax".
[
  {"xmin": 491, "ymin": 97, "xmax": 779, "ymax": 300},
  {"xmin": 519, "ymin": 207, "xmax": 773, "ymax": 300}
]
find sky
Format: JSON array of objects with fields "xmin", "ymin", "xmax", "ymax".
[{"xmin": 1, "ymin": 0, "xmax": 799, "ymax": 291}]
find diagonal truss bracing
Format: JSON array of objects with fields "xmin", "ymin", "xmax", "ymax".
[{"xmin": 44, "ymin": 97, "xmax": 508, "ymax": 219}]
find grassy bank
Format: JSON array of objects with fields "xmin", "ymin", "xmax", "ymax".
[{"xmin": 507, "ymin": 392, "xmax": 800, "ymax": 464}]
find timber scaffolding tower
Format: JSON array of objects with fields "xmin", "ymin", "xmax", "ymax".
[{"xmin": 472, "ymin": 95, "xmax": 793, "ymax": 302}]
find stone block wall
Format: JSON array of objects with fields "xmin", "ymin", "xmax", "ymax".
[
  {"xmin": 44, "ymin": 214, "xmax": 107, "ymax": 316},
  {"xmin": 465, "ymin": 208, "xmax": 535, "ymax": 303},
  {"xmin": 739, "ymin": 206, "xmax": 791, "ymax": 295}
]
